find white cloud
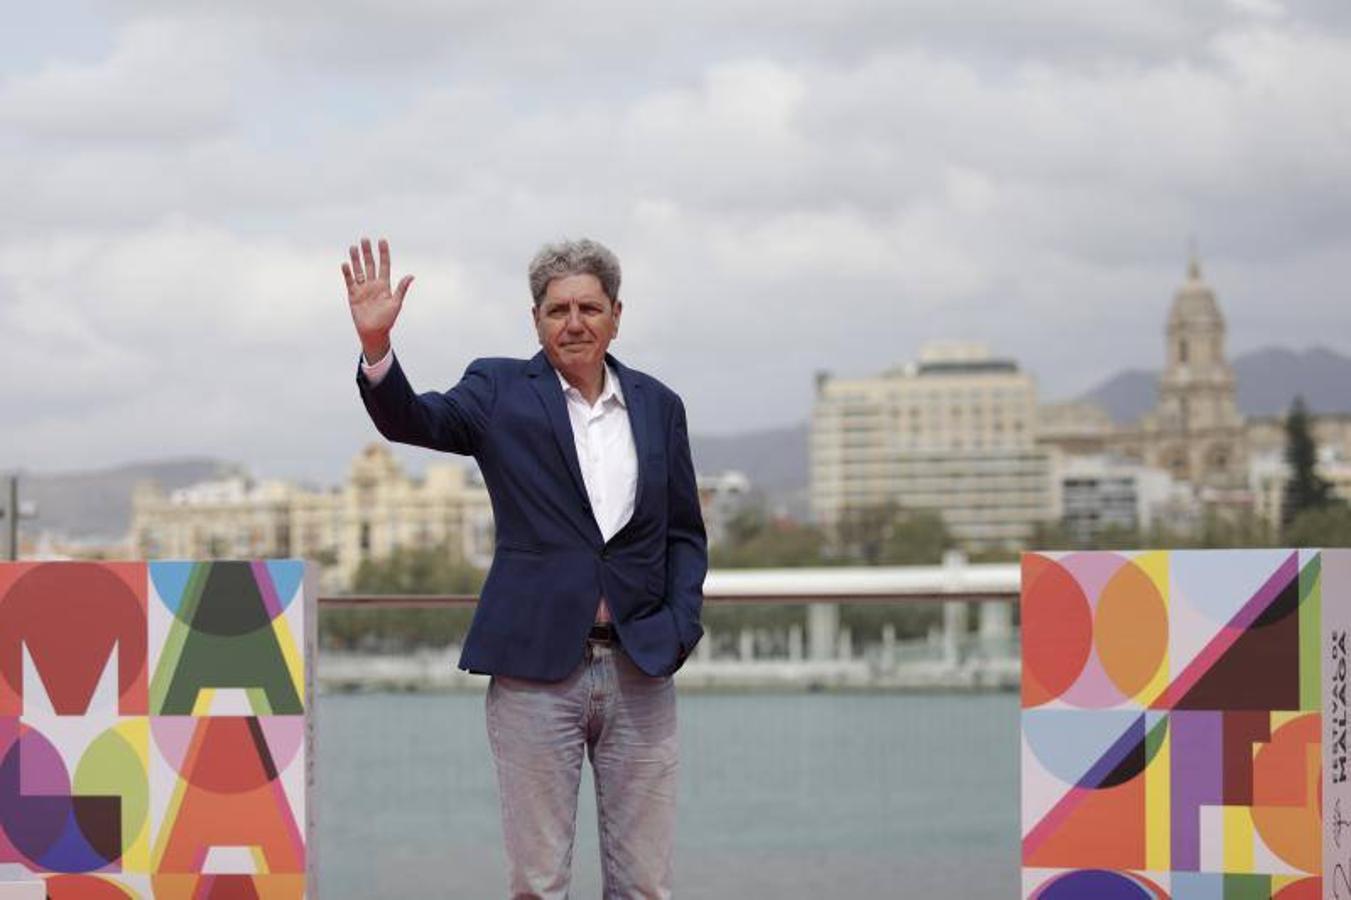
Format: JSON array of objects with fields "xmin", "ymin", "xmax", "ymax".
[
  {"xmin": 2, "ymin": 1, "xmax": 1349, "ymax": 478},
  {"xmin": 0, "ymin": 18, "xmax": 236, "ymax": 143},
  {"xmin": 0, "ymin": 222, "xmax": 480, "ymax": 472}
]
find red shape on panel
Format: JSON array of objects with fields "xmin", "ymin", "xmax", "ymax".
[
  {"xmin": 0, "ymin": 563, "xmax": 147, "ymax": 715},
  {"xmin": 156, "ymin": 718, "xmax": 303, "ymax": 874},
  {"xmin": 1252, "ymin": 713, "xmax": 1321, "ymax": 874},
  {"xmin": 1022, "ymin": 774, "xmax": 1146, "ymax": 870},
  {"xmin": 1021, "ymin": 554, "xmax": 1093, "ymax": 707},
  {"xmin": 1273, "ymin": 877, "xmax": 1321, "ymax": 899},
  {"xmin": 1222, "ymin": 711, "xmax": 1271, "ymax": 806},
  {"xmin": 201, "ymin": 875, "xmax": 262, "ymax": 899},
  {"xmin": 45, "ymin": 875, "xmax": 137, "ymax": 898}
]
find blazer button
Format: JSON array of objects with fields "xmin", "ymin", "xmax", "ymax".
[{"xmin": 600, "ymin": 548, "xmax": 609, "ymax": 560}]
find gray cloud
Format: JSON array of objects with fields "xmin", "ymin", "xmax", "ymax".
[
  {"xmin": 3, "ymin": 0, "xmax": 1349, "ymax": 482},
  {"xmin": 0, "ymin": 19, "xmax": 236, "ymax": 143}
]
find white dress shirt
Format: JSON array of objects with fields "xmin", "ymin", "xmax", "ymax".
[
  {"xmin": 556, "ymin": 366, "xmax": 637, "ymax": 545},
  {"xmin": 362, "ymin": 350, "xmax": 638, "ymax": 622}
]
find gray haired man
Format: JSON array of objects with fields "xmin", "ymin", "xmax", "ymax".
[{"xmin": 346, "ymin": 235, "xmax": 708, "ymax": 898}]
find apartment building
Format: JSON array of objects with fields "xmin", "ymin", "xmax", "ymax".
[
  {"xmin": 810, "ymin": 341, "xmax": 1056, "ymax": 549},
  {"xmin": 132, "ymin": 444, "xmax": 493, "ymax": 591}
]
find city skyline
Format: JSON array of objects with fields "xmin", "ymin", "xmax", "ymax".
[
  {"xmin": 8, "ymin": 294, "xmax": 1348, "ymax": 485},
  {"xmin": 4, "ymin": 1, "xmax": 1350, "ymax": 482}
]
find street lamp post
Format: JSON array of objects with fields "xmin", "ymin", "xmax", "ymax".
[{"xmin": 1, "ymin": 475, "xmax": 38, "ymax": 561}]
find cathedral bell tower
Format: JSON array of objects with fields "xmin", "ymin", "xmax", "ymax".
[{"xmin": 1151, "ymin": 252, "xmax": 1247, "ymax": 488}]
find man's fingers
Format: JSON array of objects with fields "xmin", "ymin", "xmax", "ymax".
[
  {"xmin": 361, "ymin": 238, "xmax": 377, "ymax": 284},
  {"xmin": 378, "ymin": 238, "xmax": 391, "ymax": 283},
  {"xmin": 348, "ymin": 245, "xmax": 363, "ymax": 281},
  {"xmin": 395, "ymin": 274, "xmax": 414, "ymax": 303},
  {"xmin": 342, "ymin": 263, "xmax": 356, "ymax": 295}
]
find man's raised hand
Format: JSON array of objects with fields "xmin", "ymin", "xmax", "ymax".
[{"xmin": 343, "ymin": 236, "xmax": 414, "ymax": 364}]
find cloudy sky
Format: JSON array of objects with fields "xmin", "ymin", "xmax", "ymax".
[{"xmin": 4, "ymin": 0, "xmax": 1349, "ymax": 481}]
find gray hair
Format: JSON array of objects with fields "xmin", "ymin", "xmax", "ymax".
[{"xmin": 527, "ymin": 238, "xmax": 622, "ymax": 306}]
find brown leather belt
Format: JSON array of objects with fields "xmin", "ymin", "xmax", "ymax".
[{"xmin": 588, "ymin": 622, "xmax": 617, "ymax": 644}]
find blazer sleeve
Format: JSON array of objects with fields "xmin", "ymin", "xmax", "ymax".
[
  {"xmin": 665, "ymin": 394, "xmax": 707, "ymax": 656},
  {"xmin": 356, "ymin": 353, "xmax": 495, "ymax": 456}
]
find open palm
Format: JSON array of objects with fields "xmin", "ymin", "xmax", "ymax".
[{"xmin": 343, "ymin": 236, "xmax": 414, "ymax": 358}]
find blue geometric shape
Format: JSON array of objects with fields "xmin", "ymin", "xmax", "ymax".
[
  {"xmin": 1078, "ymin": 714, "xmax": 1146, "ymax": 789},
  {"xmin": 1036, "ymin": 869, "xmax": 1151, "ymax": 899},
  {"xmin": 264, "ymin": 559, "xmax": 303, "ymax": 614},
  {"xmin": 1171, "ymin": 549, "xmax": 1295, "ymax": 625},
  {"xmin": 1170, "ymin": 872, "xmax": 1223, "ymax": 900},
  {"xmin": 1023, "ymin": 710, "xmax": 1141, "ymax": 785},
  {"xmin": 37, "ymin": 804, "xmax": 119, "ymax": 874},
  {"xmin": 149, "ymin": 561, "xmax": 196, "ymax": 616}
]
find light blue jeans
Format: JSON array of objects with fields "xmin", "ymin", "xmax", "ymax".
[{"xmin": 485, "ymin": 640, "xmax": 679, "ymax": 899}]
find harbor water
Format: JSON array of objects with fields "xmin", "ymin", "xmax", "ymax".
[{"xmin": 317, "ymin": 690, "xmax": 1019, "ymax": 898}]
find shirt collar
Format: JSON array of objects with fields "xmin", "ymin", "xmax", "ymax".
[{"xmin": 556, "ymin": 364, "xmax": 626, "ymax": 409}]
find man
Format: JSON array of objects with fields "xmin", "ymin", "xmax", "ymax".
[{"xmin": 343, "ymin": 235, "xmax": 706, "ymax": 899}]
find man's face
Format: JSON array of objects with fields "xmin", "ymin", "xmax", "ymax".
[{"xmin": 532, "ymin": 273, "xmax": 622, "ymax": 378}]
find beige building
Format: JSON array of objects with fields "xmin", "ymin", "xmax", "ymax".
[
  {"xmin": 1247, "ymin": 414, "xmax": 1351, "ymax": 529},
  {"xmin": 132, "ymin": 477, "xmax": 294, "ymax": 560},
  {"xmin": 1118, "ymin": 257, "xmax": 1249, "ymax": 492},
  {"xmin": 1250, "ymin": 455, "xmax": 1351, "ymax": 529},
  {"xmin": 1040, "ymin": 256, "xmax": 1257, "ymax": 515},
  {"xmin": 132, "ymin": 444, "xmax": 493, "ymax": 591},
  {"xmin": 810, "ymin": 341, "xmax": 1056, "ymax": 550},
  {"xmin": 1058, "ymin": 455, "xmax": 1189, "ymax": 544},
  {"xmin": 1247, "ymin": 413, "xmax": 1351, "ymax": 464},
  {"xmin": 1036, "ymin": 400, "xmax": 1115, "ymax": 457}
]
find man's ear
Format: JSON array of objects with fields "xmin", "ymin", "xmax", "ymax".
[{"xmin": 612, "ymin": 299, "xmax": 623, "ymax": 336}]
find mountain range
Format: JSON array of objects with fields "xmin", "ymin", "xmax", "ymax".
[
  {"xmin": 14, "ymin": 459, "xmax": 233, "ymax": 541},
  {"xmin": 10, "ymin": 345, "xmax": 1349, "ymax": 540},
  {"xmin": 1079, "ymin": 345, "xmax": 1351, "ymax": 424}
]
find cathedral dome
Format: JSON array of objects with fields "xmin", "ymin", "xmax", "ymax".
[{"xmin": 1168, "ymin": 255, "xmax": 1224, "ymax": 331}]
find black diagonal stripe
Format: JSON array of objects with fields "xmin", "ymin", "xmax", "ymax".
[{"xmin": 246, "ymin": 716, "xmax": 279, "ymax": 782}]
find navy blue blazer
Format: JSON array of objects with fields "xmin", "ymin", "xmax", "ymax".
[{"xmin": 356, "ymin": 350, "xmax": 707, "ymax": 681}]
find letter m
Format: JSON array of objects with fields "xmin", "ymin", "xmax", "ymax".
[{"xmin": 0, "ymin": 563, "xmax": 148, "ymax": 716}]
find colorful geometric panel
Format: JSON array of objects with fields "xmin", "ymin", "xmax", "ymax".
[
  {"xmin": 1022, "ymin": 550, "xmax": 1350, "ymax": 899},
  {"xmin": 0, "ymin": 561, "xmax": 314, "ymax": 898}
]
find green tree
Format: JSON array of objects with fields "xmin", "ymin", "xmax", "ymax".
[
  {"xmin": 321, "ymin": 545, "xmax": 485, "ymax": 651},
  {"xmin": 1026, "ymin": 520, "xmax": 1077, "ymax": 552},
  {"xmin": 1136, "ymin": 509, "xmax": 1274, "ymax": 550},
  {"xmin": 351, "ymin": 545, "xmax": 484, "ymax": 594},
  {"xmin": 704, "ymin": 502, "xmax": 956, "ymax": 650},
  {"xmin": 1283, "ymin": 395, "xmax": 1333, "ymax": 531},
  {"xmin": 829, "ymin": 502, "xmax": 952, "ymax": 640},
  {"xmin": 1024, "ymin": 520, "xmax": 1149, "ymax": 554},
  {"xmin": 834, "ymin": 501, "xmax": 953, "ymax": 565},
  {"xmin": 1191, "ymin": 507, "xmax": 1274, "ymax": 549},
  {"xmin": 1029, "ymin": 508, "xmax": 1276, "ymax": 554},
  {"xmin": 711, "ymin": 508, "xmax": 830, "ymax": 568},
  {"xmin": 706, "ymin": 508, "xmax": 826, "ymax": 639},
  {"xmin": 1285, "ymin": 503, "xmax": 1351, "ymax": 548},
  {"xmin": 876, "ymin": 509, "xmax": 952, "ymax": 565}
]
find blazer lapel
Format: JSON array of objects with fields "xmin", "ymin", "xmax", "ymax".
[
  {"xmin": 609, "ymin": 354, "xmax": 648, "ymax": 507},
  {"xmin": 526, "ymin": 352, "xmax": 592, "ymax": 514}
]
